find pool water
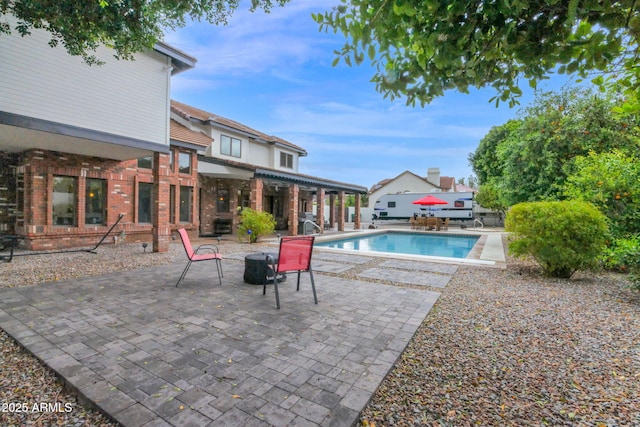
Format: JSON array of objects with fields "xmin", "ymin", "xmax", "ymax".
[{"xmin": 315, "ymin": 231, "xmax": 480, "ymax": 259}]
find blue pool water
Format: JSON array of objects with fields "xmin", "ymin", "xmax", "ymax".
[{"xmin": 315, "ymin": 231, "xmax": 480, "ymax": 259}]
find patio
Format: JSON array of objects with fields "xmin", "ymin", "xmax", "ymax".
[{"xmin": 0, "ymin": 248, "xmax": 448, "ymax": 426}]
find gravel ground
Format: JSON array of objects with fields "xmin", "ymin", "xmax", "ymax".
[{"xmin": 1, "ymin": 237, "xmax": 639, "ymax": 426}]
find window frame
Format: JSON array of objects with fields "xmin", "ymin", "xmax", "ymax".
[
  {"xmin": 216, "ymin": 188, "xmax": 230, "ymax": 213},
  {"xmin": 179, "ymin": 186, "xmax": 193, "ymax": 223},
  {"xmin": 138, "ymin": 182, "xmax": 153, "ymax": 224},
  {"xmin": 280, "ymin": 152, "xmax": 293, "ymax": 169},
  {"xmin": 52, "ymin": 176, "xmax": 77, "ymax": 226},
  {"xmin": 169, "ymin": 185, "xmax": 176, "ymax": 224},
  {"xmin": 178, "ymin": 152, "xmax": 191, "ymax": 174},
  {"xmin": 137, "ymin": 156, "xmax": 153, "ymax": 169},
  {"xmin": 85, "ymin": 178, "xmax": 107, "ymax": 225},
  {"xmin": 220, "ymin": 135, "xmax": 241, "ymax": 158}
]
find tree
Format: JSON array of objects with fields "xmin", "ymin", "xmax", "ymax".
[
  {"xmin": 475, "ymin": 182, "xmax": 507, "ymax": 218},
  {"xmin": 469, "ymin": 87, "xmax": 640, "ymax": 206},
  {"xmin": 314, "ymin": 1, "xmax": 640, "ymax": 107},
  {"xmin": 468, "ymin": 120, "xmax": 519, "ymax": 185},
  {"xmin": 1, "ymin": 0, "xmax": 289, "ymax": 65},
  {"xmin": 563, "ymin": 150, "xmax": 640, "ymax": 237}
]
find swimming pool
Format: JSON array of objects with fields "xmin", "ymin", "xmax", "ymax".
[{"xmin": 315, "ymin": 231, "xmax": 480, "ymax": 259}]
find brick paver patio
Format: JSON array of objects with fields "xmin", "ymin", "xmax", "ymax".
[{"xmin": 0, "ymin": 252, "xmax": 446, "ymax": 426}]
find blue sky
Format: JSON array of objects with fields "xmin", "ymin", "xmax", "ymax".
[{"xmin": 164, "ymin": 2, "xmax": 571, "ymax": 189}]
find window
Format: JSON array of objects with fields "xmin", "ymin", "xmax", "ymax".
[
  {"xmin": 280, "ymin": 152, "xmax": 293, "ymax": 168},
  {"xmin": 85, "ymin": 178, "xmax": 106, "ymax": 225},
  {"xmin": 178, "ymin": 152, "xmax": 191, "ymax": 174},
  {"xmin": 220, "ymin": 135, "xmax": 241, "ymax": 158},
  {"xmin": 169, "ymin": 150, "xmax": 175, "ymax": 173},
  {"xmin": 53, "ymin": 176, "xmax": 76, "ymax": 226},
  {"xmin": 169, "ymin": 185, "xmax": 176, "ymax": 224},
  {"xmin": 137, "ymin": 156, "xmax": 152, "ymax": 169},
  {"xmin": 388, "ymin": 201, "xmax": 396, "ymax": 208},
  {"xmin": 138, "ymin": 182, "xmax": 153, "ymax": 223},
  {"xmin": 216, "ymin": 188, "xmax": 230, "ymax": 212},
  {"xmin": 180, "ymin": 186, "xmax": 193, "ymax": 222},
  {"xmin": 239, "ymin": 190, "xmax": 250, "ymax": 211}
]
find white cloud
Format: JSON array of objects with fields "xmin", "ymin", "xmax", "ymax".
[
  {"xmin": 163, "ymin": 2, "xmax": 339, "ymax": 78},
  {"xmin": 266, "ymin": 101, "xmax": 490, "ymax": 141}
]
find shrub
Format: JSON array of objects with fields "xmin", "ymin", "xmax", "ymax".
[
  {"xmin": 602, "ymin": 234, "xmax": 640, "ymax": 290},
  {"xmin": 505, "ymin": 200, "xmax": 609, "ymax": 278},
  {"xmin": 237, "ymin": 208, "xmax": 276, "ymax": 243}
]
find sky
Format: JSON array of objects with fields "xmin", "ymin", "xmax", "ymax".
[{"xmin": 164, "ymin": 1, "xmax": 572, "ymax": 189}]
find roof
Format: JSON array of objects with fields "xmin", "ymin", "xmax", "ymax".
[
  {"xmin": 370, "ymin": 170, "xmax": 460, "ymax": 194},
  {"xmin": 455, "ymin": 183, "xmax": 478, "ymax": 193},
  {"xmin": 154, "ymin": 42, "xmax": 196, "ymax": 75},
  {"xmin": 170, "ymin": 119, "xmax": 212, "ymax": 148},
  {"xmin": 198, "ymin": 156, "xmax": 368, "ymax": 194},
  {"xmin": 439, "ymin": 176, "xmax": 455, "ymax": 190},
  {"xmin": 370, "ymin": 170, "xmax": 434, "ymax": 194},
  {"xmin": 170, "ymin": 100, "xmax": 307, "ymax": 155},
  {"xmin": 255, "ymin": 168, "xmax": 368, "ymax": 194}
]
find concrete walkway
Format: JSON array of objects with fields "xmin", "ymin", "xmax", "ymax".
[{"xmin": 0, "ymin": 252, "xmax": 448, "ymax": 426}]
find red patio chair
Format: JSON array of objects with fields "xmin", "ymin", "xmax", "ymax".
[
  {"xmin": 264, "ymin": 236, "xmax": 317, "ymax": 309},
  {"xmin": 176, "ymin": 228, "xmax": 223, "ymax": 287}
]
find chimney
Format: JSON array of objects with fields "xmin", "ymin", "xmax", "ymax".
[{"xmin": 427, "ymin": 167, "xmax": 440, "ymax": 187}]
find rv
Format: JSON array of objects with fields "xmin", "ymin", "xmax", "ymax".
[{"xmin": 372, "ymin": 192, "xmax": 475, "ymax": 220}]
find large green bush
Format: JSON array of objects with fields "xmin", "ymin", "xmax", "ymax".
[
  {"xmin": 237, "ymin": 208, "xmax": 276, "ymax": 243},
  {"xmin": 505, "ymin": 201, "xmax": 609, "ymax": 278}
]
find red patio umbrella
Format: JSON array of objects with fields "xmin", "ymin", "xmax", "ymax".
[{"xmin": 412, "ymin": 195, "xmax": 448, "ymax": 206}]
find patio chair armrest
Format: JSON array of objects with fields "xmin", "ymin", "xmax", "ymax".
[{"xmin": 193, "ymin": 244, "xmax": 220, "ymax": 255}]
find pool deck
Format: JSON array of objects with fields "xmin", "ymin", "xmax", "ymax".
[{"xmin": 0, "ymin": 226, "xmax": 505, "ymax": 427}]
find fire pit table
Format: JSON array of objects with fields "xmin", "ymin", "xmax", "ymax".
[{"xmin": 243, "ymin": 252, "xmax": 286, "ymax": 285}]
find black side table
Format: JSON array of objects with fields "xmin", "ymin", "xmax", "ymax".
[{"xmin": 244, "ymin": 252, "xmax": 286, "ymax": 285}]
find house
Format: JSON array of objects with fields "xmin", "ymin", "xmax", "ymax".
[
  {"xmin": 0, "ymin": 15, "xmax": 197, "ymax": 251},
  {"xmin": 0, "ymin": 19, "xmax": 366, "ymax": 251},
  {"xmin": 363, "ymin": 168, "xmax": 457, "ymax": 221},
  {"xmin": 169, "ymin": 101, "xmax": 367, "ymax": 236}
]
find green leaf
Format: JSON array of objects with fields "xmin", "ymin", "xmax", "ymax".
[{"xmin": 367, "ymin": 44, "xmax": 375, "ymax": 61}]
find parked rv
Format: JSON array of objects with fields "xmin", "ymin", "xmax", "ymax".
[{"xmin": 372, "ymin": 192, "xmax": 475, "ymax": 220}]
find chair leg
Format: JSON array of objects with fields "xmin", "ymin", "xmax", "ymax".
[
  {"xmin": 309, "ymin": 268, "xmax": 318, "ymax": 304},
  {"xmin": 215, "ymin": 259, "xmax": 223, "ymax": 285},
  {"xmin": 296, "ymin": 271, "xmax": 301, "ymax": 291},
  {"xmin": 176, "ymin": 260, "xmax": 193, "ymax": 287},
  {"xmin": 274, "ymin": 276, "xmax": 281, "ymax": 310}
]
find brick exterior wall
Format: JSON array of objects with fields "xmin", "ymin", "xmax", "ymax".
[
  {"xmin": 1, "ymin": 147, "xmax": 198, "ymax": 251},
  {"xmin": 199, "ymin": 176, "xmax": 251, "ymax": 236},
  {"xmin": 0, "ymin": 153, "xmax": 19, "ymax": 233},
  {"xmin": 316, "ymin": 187, "xmax": 325, "ymax": 234},
  {"xmin": 288, "ymin": 184, "xmax": 299, "ymax": 236}
]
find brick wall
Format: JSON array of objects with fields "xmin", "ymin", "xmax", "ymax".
[
  {"xmin": 0, "ymin": 153, "xmax": 18, "ymax": 233},
  {"xmin": 7, "ymin": 147, "xmax": 199, "ymax": 250},
  {"xmin": 199, "ymin": 176, "xmax": 250, "ymax": 236}
]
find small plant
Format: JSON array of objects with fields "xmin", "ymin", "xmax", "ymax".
[
  {"xmin": 505, "ymin": 200, "xmax": 609, "ymax": 278},
  {"xmin": 237, "ymin": 208, "xmax": 276, "ymax": 244}
]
